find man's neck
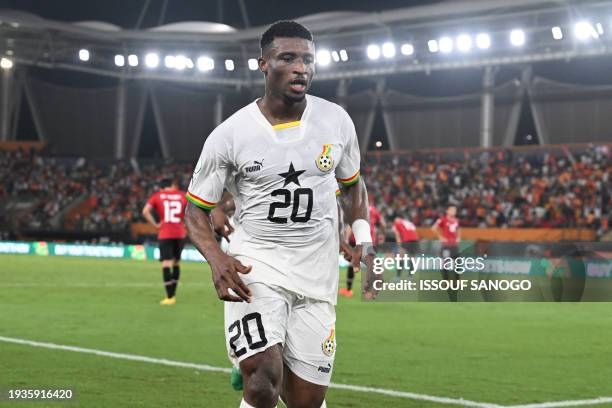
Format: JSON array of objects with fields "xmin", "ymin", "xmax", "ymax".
[{"xmin": 257, "ymin": 93, "xmax": 306, "ymax": 125}]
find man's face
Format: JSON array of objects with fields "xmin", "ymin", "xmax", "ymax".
[
  {"xmin": 260, "ymin": 37, "xmax": 315, "ymax": 104},
  {"xmin": 447, "ymin": 206, "xmax": 457, "ymax": 217}
]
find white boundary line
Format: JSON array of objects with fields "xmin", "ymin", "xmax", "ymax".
[
  {"xmin": 0, "ymin": 336, "xmax": 498, "ymax": 407},
  {"xmin": 1, "ymin": 336, "xmax": 610, "ymax": 408}
]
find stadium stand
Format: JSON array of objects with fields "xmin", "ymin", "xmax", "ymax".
[{"xmin": 1, "ymin": 143, "xmax": 609, "ymax": 241}]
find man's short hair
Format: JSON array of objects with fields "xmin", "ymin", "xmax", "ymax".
[
  {"xmin": 160, "ymin": 178, "xmax": 174, "ymax": 188},
  {"xmin": 260, "ymin": 20, "xmax": 313, "ymax": 52}
]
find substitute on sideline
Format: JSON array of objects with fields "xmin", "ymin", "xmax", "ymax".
[{"xmin": 185, "ymin": 21, "xmax": 371, "ymax": 408}]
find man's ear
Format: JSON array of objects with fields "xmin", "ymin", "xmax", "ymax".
[{"xmin": 258, "ymin": 57, "xmax": 267, "ymax": 75}]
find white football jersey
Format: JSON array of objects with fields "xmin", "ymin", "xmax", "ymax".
[{"xmin": 187, "ymin": 95, "xmax": 361, "ymax": 303}]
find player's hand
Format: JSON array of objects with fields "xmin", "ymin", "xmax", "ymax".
[
  {"xmin": 361, "ymin": 243, "xmax": 378, "ymax": 299},
  {"xmin": 155, "ymin": 222, "xmax": 161, "ymax": 230},
  {"xmin": 211, "ymin": 207, "xmax": 234, "ymax": 242},
  {"xmin": 340, "ymin": 240, "xmax": 353, "ymax": 262},
  {"xmin": 208, "ymin": 253, "xmax": 252, "ymax": 302}
]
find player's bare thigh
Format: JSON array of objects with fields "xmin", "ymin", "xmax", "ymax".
[
  {"xmin": 240, "ymin": 344, "xmax": 283, "ymax": 408},
  {"xmin": 281, "ymin": 363, "xmax": 327, "ymax": 408}
]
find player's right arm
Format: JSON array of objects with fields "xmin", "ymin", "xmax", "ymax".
[
  {"xmin": 185, "ymin": 203, "xmax": 251, "ymax": 302},
  {"xmin": 185, "ymin": 130, "xmax": 252, "ymax": 303},
  {"xmin": 431, "ymin": 218, "xmax": 444, "ymax": 242},
  {"xmin": 394, "ymin": 224, "xmax": 402, "ymax": 245},
  {"xmin": 142, "ymin": 198, "xmax": 160, "ymax": 229}
]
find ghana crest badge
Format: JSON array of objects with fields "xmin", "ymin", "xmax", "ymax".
[
  {"xmin": 316, "ymin": 144, "xmax": 334, "ymax": 172},
  {"xmin": 322, "ymin": 328, "xmax": 336, "ymax": 357}
]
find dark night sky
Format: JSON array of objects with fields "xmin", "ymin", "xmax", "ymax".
[{"xmin": 0, "ymin": 0, "xmax": 444, "ymax": 29}]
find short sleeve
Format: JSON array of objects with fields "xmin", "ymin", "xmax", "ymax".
[
  {"xmin": 336, "ymin": 110, "xmax": 361, "ymax": 187},
  {"xmin": 146, "ymin": 193, "xmax": 157, "ymax": 208},
  {"xmin": 186, "ymin": 130, "xmax": 232, "ymax": 210}
]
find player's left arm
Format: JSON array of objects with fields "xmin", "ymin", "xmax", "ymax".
[
  {"xmin": 340, "ymin": 177, "xmax": 370, "ymax": 271},
  {"xmin": 336, "ymin": 110, "xmax": 372, "ymax": 272},
  {"xmin": 210, "ymin": 191, "xmax": 235, "ymax": 241}
]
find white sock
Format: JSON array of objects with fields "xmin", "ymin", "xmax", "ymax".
[
  {"xmin": 320, "ymin": 400, "xmax": 327, "ymax": 408},
  {"xmin": 240, "ymin": 398, "xmax": 256, "ymax": 408}
]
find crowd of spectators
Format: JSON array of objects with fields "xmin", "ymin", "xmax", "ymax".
[
  {"xmin": 0, "ymin": 149, "xmax": 192, "ymax": 232},
  {"xmin": 1, "ymin": 144, "xmax": 609, "ymax": 237},
  {"xmin": 365, "ymin": 144, "xmax": 610, "ymax": 236}
]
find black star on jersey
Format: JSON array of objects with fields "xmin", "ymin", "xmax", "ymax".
[{"xmin": 278, "ymin": 162, "xmax": 306, "ymax": 187}]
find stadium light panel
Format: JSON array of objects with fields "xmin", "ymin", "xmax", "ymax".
[
  {"xmin": 339, "ymin": 49, "xmax": 349, "ymax": 61},
  {"xmin": 400, "ymin": 43, "xmax": 414, "ymax": 56},
  {"xmin": 145, "ymin": 53, "xmax": 160, "ymax": 68},
  {"xmin": 375, "ymin": 141, "xmax": 382, "ymax": 148},
  {"xmin": 366, "ymin": 44, "xmax": 381, "ymax": 60},
  {"xmin": 316, "ymin": 50, "xmax": 332, "ymax": 66},
  {"xmin": 476, "ymin": 33, "xmax": 491, "ymax": 49},
  {"xmin": 196, "ymin": 56, "xmax": 214, "ymax": 71},
  {"xmin": 428, "ymin": 39, "xmax": 439, "ymax": 53},
  {"xmin": 439, "ymin": 36, "xmax": 453, "ymax": 53},
  {"xmin": 128, "ymin": 54, "xmax": 138, "ymax": 67},
  {"xmin": 552, "ymin": 26, "xmax": 563, "ymax": 40},
  {"xmin": 225, "ymin": 59, "xmax": 235, "ymax": 71},
  {"xmin": 331, "ymin": 50, "xmax": 340, "ymax": 62},
  {"xmin": 0, "ymin": 57, "xmax": 13, "ymax": 69},
  {"xmin": 574, "ymin": 21, "xmax": 597, "ymax": 40},
  {"xmin": 78, "ymin": 49, "xmax": 90, "ymax": 62},
  {"xmin": 164, "ymin": 55, "xmax": 176, "ymax": 69},
  {"xmin": 510, "ymin": 29, "xmax": 526, "ymax": 46},
  {"xmin": 456, "ymin": 34, "xmax": 472, "ymax": 52},
  {"xmin": 382, "ymin": 42, "xmax": 396, "ymax": 58},
  {"xmin": 248, "ymin": 58, "xmax": 258, "ymax": 70},
  {"xmin": 175, "ymin": 55, "xmax": 187, "ymax": 70},
  {"xmin": 596, "ymin": 23, "xmax": 604, "ymax": 35},
  {"xmin": 185, "ymin": 58, "xmax": 194, "ymax": 69},
  {"xmin": 114, "ymin": 55, "xmax": 125, "ymax": 67}
]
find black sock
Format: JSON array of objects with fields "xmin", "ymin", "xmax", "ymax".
[
  {"xmin": 163, "ymin": 267, "xmax": 173, "ymax": 298},
  {"xmin": 172, "ymin": 265, "xmax": 180, "ymax": 297},
  {"xmin": 347, "ymin": 266, "xmax": 354, "ymax": 291}
]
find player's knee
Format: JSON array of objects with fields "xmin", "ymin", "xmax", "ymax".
[
  {"xmin": 242, "ymin": 359, "xmax": 282, "ymax": 407},
  {"xmin": 244, "ymin": 373, "xmax": 280, "ymax": 407},
  {"xmin": 172, "ymin": 259, "xmax": 180, "ymax": 267}
]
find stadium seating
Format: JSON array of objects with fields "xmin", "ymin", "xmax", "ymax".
[{"xmin": 1, "ymin": 144, "xmax": 609, "ymax": 239}]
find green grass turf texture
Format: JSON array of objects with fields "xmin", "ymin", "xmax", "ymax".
[{"xmin": 1, "ymin": 254, "xmax": 612, "ymax": 408}]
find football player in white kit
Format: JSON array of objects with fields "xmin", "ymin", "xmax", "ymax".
[{"xmin": 185, "ymin": 21, "xmax": 372, "ymax": 408}]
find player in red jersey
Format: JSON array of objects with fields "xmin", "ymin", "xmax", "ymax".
[
  {"xmin": 393, "ymin": 213, "xmax": 419, "ymax": 279},
  {"xmin": 339, "ymin": 199, "xmax": 385, "ymax": 297},
  {"xmin": 432, "ymin": 205, "xmax": 461, "ymax": 301},
  {"xmin": 142, "ymin": 179, "xmax": 188, "ymax": 305}
]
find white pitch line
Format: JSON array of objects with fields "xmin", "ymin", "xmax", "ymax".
[
  {"xmin": 3, "ymin": 336, "xmax": 609, "ymax": 408},
  {"xmin": 508, "ymin": 398, "xmax": 612, "ymax": 408},
  {"xmin": 0, "ymin": 335, "xmax": 499, "ymax": 408},
  {"xmin": 1, "ymin": 283, "xmax": 209, "ymax": 288},
  {"xmin": 0, "ymin": 336, "xmax": 231, "ymax": 374}
]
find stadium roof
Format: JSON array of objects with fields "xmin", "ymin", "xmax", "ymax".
[{"xmin": 1, "ymin": 0, "xmax": 611, "ymax": 84}]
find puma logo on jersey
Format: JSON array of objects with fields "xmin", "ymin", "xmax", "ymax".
[
  {"xmin": 245, "ymin": 159, "xmax": 264, "ymax": 173},
  {"xmin": 317, "ymin": 363, "xmax": 332, "ymax": 374}
]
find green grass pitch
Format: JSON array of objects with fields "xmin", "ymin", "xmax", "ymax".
[{"xmin": 2, "ymin": 254, "xmax": 612, "ymax": 407}]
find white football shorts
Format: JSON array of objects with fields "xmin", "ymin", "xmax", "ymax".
[{"xmin": 224, "ymin": 281, "xmax": 337, "ymax": 386}]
